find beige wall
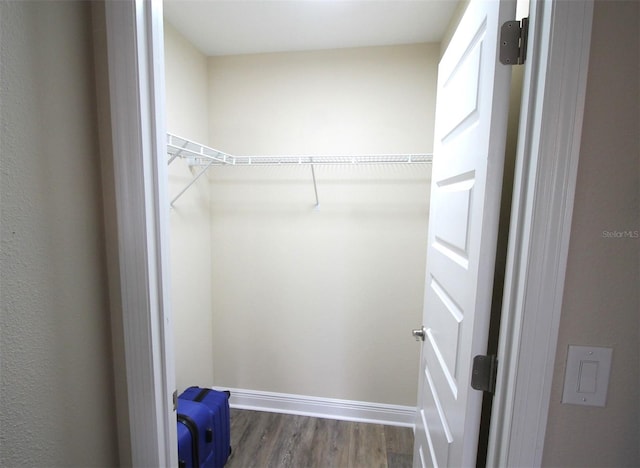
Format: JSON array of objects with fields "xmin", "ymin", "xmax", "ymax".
[
  {"xmin": 164, "ymin": 22, "xmax": 216, "ymax": 392},
  {"xmin": 204, "ymin": 45, "xmax": 436, "ymax": 406},
  {"xmin": 208, "ymin": 44, "xmax": 438, "ymax": 155},
  {"xmin": 164, "ymin": 22, "xmax": 210, "ymax": 144},
  {"xmin": 0, "ymin": 1, "xmax": 118, "ymax": 466},
  {"xmin": 542, "ymin": 1, "xmax": 640, "ymax": 466},
  {"xmin": 209, "ymin": 164, "xmax": 431, "ymax": 405}
]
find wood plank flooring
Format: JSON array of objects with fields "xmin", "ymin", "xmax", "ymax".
[{"xmin": 226, "ymin": 409, "xmax": 413, "ymax": 468}]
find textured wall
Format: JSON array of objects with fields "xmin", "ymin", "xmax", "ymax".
[
  {"xmin": 164, "ymin": 22, "xmax": 215, "ymax": 392},
  {"xmin": 0, "ymin": 1, "xmax": 118, "ymax": 466},
  {"xmin": 542, "ymin": 1, "xmax": 640, "ymax": 466}
]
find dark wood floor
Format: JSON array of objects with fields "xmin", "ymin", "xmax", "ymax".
[{"xmin": 226, "ymin": 409, "xmax": 414, "ymax": 468}]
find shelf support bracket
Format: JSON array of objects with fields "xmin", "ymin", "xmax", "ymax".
[
  {"xmin": 167, "ymin": 137, "xmax": 189, "ymax": 165},
  {"xmin": 310, "ymin": 162, "xmax": 319, "ymax": 209},
  {"xmin": 170, "ymin": 160, "xmax": 214, "ymax": 207}
]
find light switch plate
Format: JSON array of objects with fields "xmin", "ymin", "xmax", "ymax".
[{"xmin": 561, "ymin": 345, "xmax": 613, "ymax": 407}]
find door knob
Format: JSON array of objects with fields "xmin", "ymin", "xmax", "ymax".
[{"xmin": 412, "ymin": 326, "xmax": 426, "ymax": 341}]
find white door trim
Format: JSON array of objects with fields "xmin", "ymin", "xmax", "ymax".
[
  {"xmin": 487, "ymin": 0, "xmax": 594, "ymax": 465},
  {"xmin": 97, "ymin": 0, "xmax": 176, "ymax": 465},
  {"xmin": 98, "ymin": 0, "xmax": 594, "ymax": 465}
]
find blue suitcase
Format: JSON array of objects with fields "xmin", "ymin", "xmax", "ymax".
[
  {"xmin": 179, "ymin": 387, "xmax": 231, "ymax": 468},
  {"xmin": 177, "ymin": 399, "xmax": 215, "ymax": 468}
]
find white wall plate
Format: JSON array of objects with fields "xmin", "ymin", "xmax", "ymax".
[{"xmin": 561, "ymin": 345, "xmax": 613, "ymax": 407}]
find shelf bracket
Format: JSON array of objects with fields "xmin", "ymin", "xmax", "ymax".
[
  {"xmin": 168, "ymin": 138, "xmax": 189, "ymax": 165},
  {"xmin": 310, "ymin": 161, "xmax": 319, "ymax": 209},
  {"xmin": 170, "ymin": 160, "xmax": 214, "ymax": 207}
]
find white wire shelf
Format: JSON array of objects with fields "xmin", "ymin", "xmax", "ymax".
[
  {"xmin": 167, "ymin": 133, "xmax": 432, "ymax": 166},
  {"xmin": 166, "ymin": 133, "xmax": 432, "ymax": 207}
]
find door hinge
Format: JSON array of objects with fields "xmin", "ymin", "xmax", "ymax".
[
  {"xmin": 471, "ymin": 354, "xmax": 498, "ymax": 394},
  {"xmin": 500, "ymin": 17, "xmax": 529, "ymax": 65},
  {"xmin": 172, "ymin": 389, "xmax": 178, "ymax": 411}
]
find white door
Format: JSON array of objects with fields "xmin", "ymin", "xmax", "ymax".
[{"xmin": 413, "ymin": 0, "xmax": 516, "ymax": 466}]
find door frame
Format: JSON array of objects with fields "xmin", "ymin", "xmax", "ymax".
[
  {"xmin": 487, "ymin": 0, "xmax": 594, "ymax": 465},
  {"xmin": 95, "ymin": 0, "xmax": 176, "ymax": 465},
  {"xmin": 97, "ymin": 0, "xmax": 594, "ymax": 465}
]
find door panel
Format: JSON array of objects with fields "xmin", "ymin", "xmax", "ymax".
[{"xmin": 413, "ymin": 0, "xmax": 515, "ymax": 466}]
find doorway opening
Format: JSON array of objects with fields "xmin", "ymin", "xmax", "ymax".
[{"xmin": 163, "ymin": 0, "xmax": 458, "ymax": 424}]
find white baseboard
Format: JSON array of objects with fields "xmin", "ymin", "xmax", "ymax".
[{"xmin": 214, "ymin": 387, "xmax": 416, "ymax": 428}]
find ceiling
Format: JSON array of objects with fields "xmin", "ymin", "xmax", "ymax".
[{"xmin": 163, "ymin": 1, "xmax": 460, "ymax": 57}]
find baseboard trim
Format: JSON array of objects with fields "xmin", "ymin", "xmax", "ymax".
[{"xmin": 215, "ymin": 387, "xmax": 416, "ymax": 428}]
